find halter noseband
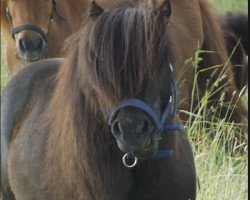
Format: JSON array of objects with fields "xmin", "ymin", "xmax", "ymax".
[
  {"xmin": 11, "ymin": 25, "xmax": 49, "ymax": 43},
  {"xmin": 6, "ymin": 0, "xmax": 67, "ymax": 43},
  {"xmin": 107, "ymin": 63, "xmax": 181, "ymax": 168}
]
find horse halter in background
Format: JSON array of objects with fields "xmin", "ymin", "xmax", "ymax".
[
  {"xmin": 107, "ymin": 63, "xmax": 181, "ymax": 168},
  {"xmin": 5, "ymin": 0, "xmax": 67, "ymax": 44}
]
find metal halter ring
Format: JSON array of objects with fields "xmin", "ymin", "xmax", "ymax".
[{"xmin": 122, "ymin": 153, "xmax": 138, "ymax": 168}]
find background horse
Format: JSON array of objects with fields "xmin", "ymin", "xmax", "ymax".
[
  {"xmin": 219, "ymin": 12, "xmax": 248, "ymax": 91},
  {"xmin": 1, "ymin": 0, "xmax": 247, "ymax": 199},
  {"xmin": 1, "ymin": 0, "xmax": 90, "ymax": 74},
  {"xmin": 220, "ymin": 12, "xmax": 248, "ymax": 54}
]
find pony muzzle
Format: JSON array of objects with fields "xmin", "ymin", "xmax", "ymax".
[
  {"xmin": 116, "ymin": 130, "xmax": 160, "ymax": 154},
  {"xmin": 120, "ymin": 132, "xmax": 161, "ymax": 168},
  {"xmin": 108, "ymin": 96, "xmax": 179, "ymax": 167}
]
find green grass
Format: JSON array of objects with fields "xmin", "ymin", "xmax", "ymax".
[
  {"xmin": 1, "ymin": 61, "xmax": 10, "ymax": 92},
  {"xmin": 191, "ymin": 2, "xmax": 249, "ymax": 197},
  {"xmin": 182, "ymin": 49, "xmax": 248, "ymax": 200},
  {"xmin": 1, "ymin": 34, "xmax": 10, "ymax": 92}
]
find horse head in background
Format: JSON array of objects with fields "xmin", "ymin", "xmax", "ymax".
[
  {"xmin": 1, "ymin": 0, "xmax": 89, "ymax": 74},
  {"xmin": 5, "ymin": 0, "xmax": 66, "ymax": 61},
  {"xmin": 219, "ymin": 12, "xmax": 248, "ymax": 91}
]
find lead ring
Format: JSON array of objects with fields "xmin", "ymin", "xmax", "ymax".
[{"xmin": 122, "ymin": 153, "xmax": 138, "ymax": 168}]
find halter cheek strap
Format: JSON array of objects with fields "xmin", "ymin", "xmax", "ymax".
[
  {"xmin": 11, "ymin": 25, "xmax": 48, "ymax": 43},
  {"xmin": 107, "ymin": 97, "xmax": 181, "ymax": 158}
]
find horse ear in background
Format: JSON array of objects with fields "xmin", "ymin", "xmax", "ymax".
[
  {"xmin": 152, "ymin": 0, "xmax": 172, "ymax": 19},
  {"xmin": 89, "ymin": 0, "xmax": 105, "ymax": 18},
  {"xmin": 219, "ymin": 12, "xmax": 248, "ymax": 91}
]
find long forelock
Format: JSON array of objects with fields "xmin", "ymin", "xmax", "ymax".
[{"xmin": 81, "ymin": 3, "xmax": 169, "ymax": 105}]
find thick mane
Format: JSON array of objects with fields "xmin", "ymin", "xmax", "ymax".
[
  {"xmin": 79, "ymin": 1, "xmax": 171, "ymax": 105},
  {"xmin": 86, "ymin": 5, "xmax": 148, "ymax": 99},
  {"xmin": 44, "ymin": 39, "xmax": 131, "ymax": 199}
]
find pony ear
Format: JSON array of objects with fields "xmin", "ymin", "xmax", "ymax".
[
  {"xmin": 153, "ymin": 0, "xmax": 172, "ymax": 20},
  {"xmin": 89, "ymin": 0, "xmax": 104, "ymax": 19},
  {"xmin": 159, "ymin": 0, "xmax": 171, "ymax": 19}
]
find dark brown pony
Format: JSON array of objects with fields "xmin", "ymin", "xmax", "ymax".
[
  {"xmin": 1, "ymin": 0, "xmax": 90, "ymax": 74},
  {"xmin": 1, "ymin": 0, "xmax": 247, "ymax": 199},
  {"xmin": 219, "ymin": 12, "xmax": 248, "ymax": 91},
  {"xmin": 220, "ymin": 12, "xmax": 248, "ymax": 54}
]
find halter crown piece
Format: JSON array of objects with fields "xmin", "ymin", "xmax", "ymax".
[{"xmin": 107, "ymin": 63, "xmax": 181, "ymax": 168}]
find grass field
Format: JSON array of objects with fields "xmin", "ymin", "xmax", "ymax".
[{"xmin": 1, "ymin": 1, "xmax": 248, "ymax": 200}]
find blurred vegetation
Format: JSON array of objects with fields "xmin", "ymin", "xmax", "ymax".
[{"xmin": 211, "ymin": 0, "xmax": 248, "ymax": 13}]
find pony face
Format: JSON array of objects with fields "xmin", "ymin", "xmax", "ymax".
[
  {"xmin": 5, "ymin": 0, "xmax": 54, "ymax": 61},
  {"xmin": 81, "ymin": 0, "xmax": 173, "ymax": 158}
]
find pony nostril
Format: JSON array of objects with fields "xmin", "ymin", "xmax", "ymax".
[
  {"xmin": 18, "ymin": 37, "xmax": 44, "ymax": 53},
  {"xmin": 142, "ymin": 120, "xmax": 150, "ymax": 134},
  {"xmin": 36, "ymin": 38, "xmax": 43, "ymax": 49},
  {"xmin": 19, "ymin": 39, "xmax": 26, "ymax": 52},
  {"xmin": 136, "ymin": 120, "xmax": 150, "ymax": 135},
  {"xmin": 111, "ymin": 117, "xmax": 151, "ymax": 140},
  {"xmin": 111, "ymin": 122, "xmax": 122, "ymax": 138}
]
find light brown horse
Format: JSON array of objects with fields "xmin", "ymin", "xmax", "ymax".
[
  {"xmin": 1, "ymin": 0, "xmax": 247, "ymax": 199},
  {"xmin": 1, "ymin": 0, "xmax": 91, "ymax": 74}
]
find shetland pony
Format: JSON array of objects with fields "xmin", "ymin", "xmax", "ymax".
[
  {"xmin": 1, "ymin": 0, "xmax": 247, "ymax": 199},
  {"xmin": 220, "ymin": 12, "xmax": 248, "ymax": 54},
  {"xmin": 1, "ymin": 0, "xmax": 89, "ymax": 74}
]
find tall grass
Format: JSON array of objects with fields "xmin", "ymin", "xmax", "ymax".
[
  {"xmin": 1, "ymin": 62, "xmax": 9, "ymax": 92},
  {"xmin": 1, "ymin": 33, "xmax": 10, "ymax": 92},
  {"xmin": 182, "ymin": 49, "xmax": 248, "ymax": 200}
]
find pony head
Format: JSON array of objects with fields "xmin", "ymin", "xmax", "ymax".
[{"xmin": 78, "ymin": 0, "xmax": 175, "ymax": 159}]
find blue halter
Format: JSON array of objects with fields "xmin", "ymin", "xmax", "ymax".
[{"xmin": 107, "ymin": 63, "xmax": 181, "ymax": 166}]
